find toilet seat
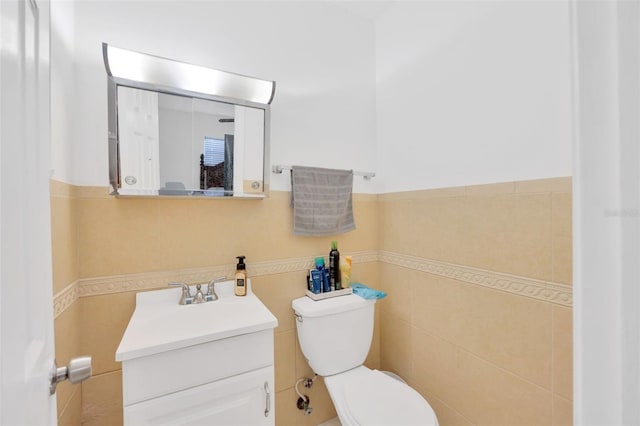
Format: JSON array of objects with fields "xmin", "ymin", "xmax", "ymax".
[{"xmin": 324, "ymin": 367, "xmax": 438, "ymax": 426}]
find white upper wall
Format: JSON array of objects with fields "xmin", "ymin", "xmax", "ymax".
[
  {"xmin": 375, "ymin": 1, "xmax": 573, "ymax": 193},
  {"xmin": 54, "ymin": 1, "xmax": 377, "ymax": 192},
  {"xmin": 51, "ymin": 1, "xmax": 573, "ymax": 194}
]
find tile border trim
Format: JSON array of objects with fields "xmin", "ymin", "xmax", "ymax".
[
  {"xmin": 76, "ymin": 250, "xmax": 377, "ymax": 298},
  {"xmin": 53, "ymin": 280, "xmax": 81, "ymax": 319},
  {"xmin": 53, "ymin": 250, "xmax": 572, "ymax": 316},
  {"xmin": 379, "ymin": 250, "xmax": 573, "ymax": 307}
]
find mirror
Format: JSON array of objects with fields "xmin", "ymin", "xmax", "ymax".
[{"xmin": 103, "ymin": 43, "xmax": 274, "ymax": 198}]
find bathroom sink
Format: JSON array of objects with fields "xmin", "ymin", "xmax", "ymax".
[{"xmin": 116, "ymin": 279, "xmax": 277, "ymax": 362}]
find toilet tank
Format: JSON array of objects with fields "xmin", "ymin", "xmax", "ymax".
[{"xmin": 292, "ymin": 294, "xmax": 376, "ymax": 376}]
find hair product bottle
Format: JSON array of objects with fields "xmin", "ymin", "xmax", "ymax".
[
  {"xmin": 329, "ymin": 241, "xmax": 341, "ymax": 290},
  {"xmin": 316, "ymin": 257, "xmax": 330, "ymax": 292},
  {"xmin": 235, "ymin": 255, "xmax": 247, "ymax": 296},
  {"xmin": 340, "ymin": 255, "xmax": 352, "ymax": 288}
]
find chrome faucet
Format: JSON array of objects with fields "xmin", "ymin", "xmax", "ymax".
[
  {"xmin": 205, "ymin": 276, "xmax": 227, "ymax": 302},
  {"xmin": 168, "ymin": 277, "xmax": 227, "ymax": 305},
  {"xmin": 193, "ymin": 284, "xmax": 206, "ymax": 304},
  {"xmin": 168, "ymin": 282, "xmax": 193, "ymax": 305}
]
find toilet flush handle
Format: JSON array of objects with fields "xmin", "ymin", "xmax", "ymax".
[{"xmin": 294, "ymin": 313, "xmax": 303, "ymax": 323}]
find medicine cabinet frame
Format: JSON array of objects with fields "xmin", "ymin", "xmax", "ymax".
[{"xmin": 103, "ymin": 43, "xmax": 275, "ymax": 198}]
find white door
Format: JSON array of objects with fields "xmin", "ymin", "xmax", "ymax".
[
  {"xmin": 0, "ymin": 0, "xmax": 57, "ymax": 424},
  {"xmin": 117, "ymin": 86, "xmax": 160, "ymax": 190}
]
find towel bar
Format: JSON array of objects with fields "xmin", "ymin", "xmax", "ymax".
[{"xmin": 271, "ymin": 165, "xmax": 376, "ymax": 180}]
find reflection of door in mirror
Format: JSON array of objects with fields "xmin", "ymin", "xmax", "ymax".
[
  {"xmin": 200, "ymin": 135, "xmax": 234, "ymax": 194},
  {"xmin": 117, "ymin": 87, "xmax": 160, "ymax": 189},
  {"xmin": 234, "ymin": 106, "xmax": 265, "ymax": 192}
]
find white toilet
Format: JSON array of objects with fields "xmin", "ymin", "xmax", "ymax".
[{"xmin": 292, "ymin": 294, "xmax": 439, "ymax": 426}]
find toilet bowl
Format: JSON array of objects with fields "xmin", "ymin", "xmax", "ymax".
[
  {"xmin": 292, "ymin": 294, "xmax": 438, "ymax": 426},
  {"xmin": 325, "ymin": 366, "xmax": 438, "ymax": 426}
]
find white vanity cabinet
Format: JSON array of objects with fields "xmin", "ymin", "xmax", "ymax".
[{"xmin": 116, "ymin": 280, "xmax": 277, "ymax": 425}]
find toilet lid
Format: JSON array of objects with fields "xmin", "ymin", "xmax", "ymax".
[{"xmin": 342, "ymin": 370, "xmax": 438, "ymax": 426}]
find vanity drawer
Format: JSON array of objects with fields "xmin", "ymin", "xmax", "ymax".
[
  {"xmin": 122, "ymin": 329, "xmax": 274, "ymax": 406},
  {"xmin": 124, "ymin": 366, "xmax": 274, "ymax": 425}
]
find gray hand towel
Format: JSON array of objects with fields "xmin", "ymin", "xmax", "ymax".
[{"xmin": 290, "ymin": 166, "xmax": 355, "ymax": 236}]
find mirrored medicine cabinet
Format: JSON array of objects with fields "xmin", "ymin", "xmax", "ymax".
[{"xmin": 103, "ymin": 43, "xmax": 275, "ymax": 198}]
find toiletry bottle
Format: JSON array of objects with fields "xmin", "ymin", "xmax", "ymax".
[
  {"xmin": 316, "ymin": 257, "xmax": 330, "ymax": 292},
  {"xmin": 340, "ymin": 255, "xmax": 352, "ymax": 288},
  {"xmin": 310, "ymin": 268, "xmax": 323, "ymax": 294},
  {"xmin": 235, "ymin": 256, "xmax": 247, "ymax": 296},
  {"xmin": 329, "ymin": 241, "xmax": 341, "ymax": 290}
]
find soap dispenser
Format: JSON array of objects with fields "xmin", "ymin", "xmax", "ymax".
[{"xmin": 235, "ymin": 256, "xmax": 247, "ymax": 296}]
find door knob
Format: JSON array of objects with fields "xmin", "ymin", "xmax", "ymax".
[{"xmin": 50, "ymin": 356, "xmax": 92, "ymax": 395}]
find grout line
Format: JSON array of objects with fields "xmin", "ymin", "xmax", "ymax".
[
  {"xmin": 551, "ymin": 305, "xmax": 557, "ymax": 396},
  {"xmin": 57, "ymin": 384, "xmax": 80, "ymax": 421},
  {"xmin": 415, "ymin": 383, "xmax": 477, "ymax": 426},
  {"xmin": 415, "ymin": 326, "xmax": 556, "ymax": 395},
  {"xmin": 551, "ymin": 191, "xmax": 556, "ymax": 286}
]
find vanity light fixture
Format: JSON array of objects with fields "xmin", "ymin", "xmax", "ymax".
[{"xmin": 102, "ymin": 43, "xmax": 276, "ymax": 105}]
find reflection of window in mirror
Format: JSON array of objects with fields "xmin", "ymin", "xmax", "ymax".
[{"xmin": 200, "ymin": 136, "xmax": 234, "ymax": 194}]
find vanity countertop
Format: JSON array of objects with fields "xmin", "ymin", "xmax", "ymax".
[{"xmin": 116, "ymin": 280, "xmax": 277, "ymax": 361}]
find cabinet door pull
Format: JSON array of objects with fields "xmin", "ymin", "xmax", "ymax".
[{"xmin": 264, "ymin": 381, "xmax": 271, "ymax": 417}]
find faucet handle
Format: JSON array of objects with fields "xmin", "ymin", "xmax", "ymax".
[
  {"xmin": 168, "ymin": 282, "xmax": 193, "ymax": 305},
  {"xmin": 205, "ymin": 276, "xmax": 226, "ymax": 302}
]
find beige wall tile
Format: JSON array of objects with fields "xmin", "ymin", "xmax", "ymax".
[
  {"xmin": 50, "ymin": 192, "xmax": 79, "ymax": 294},
  {"xmin": 350, "ymin": 260, "xmax": 379, "ymax": 290},
  {"xmin": 75, "ymin": 186, "xmax": 111, "ymax": 199},
  {"xmin": 77, "ymin": 197, "xmax": 161, "ymax": 277},
  {"xmin": 552, "ymin": 193, "xmax": 572, "ymax": 237},
  {"xmin": 378, "ymin": 263, "xmax": 414, "ymax": 322},
  {"xmin": 77, "ymin": 190, "xmax": 377, "ymax": 278},
  {"xmin": 466, "ymin": 181, "xmax": 515, "ymax": 196},
  {"xmin": 379, "ymin": 187, "xmax": 467, "ymax": 201},
  {"xmin": 275, "ymin": 331, "xmax": 296, "ymax": 393},
  {"xmin": 415, "ymin": 386, "xmax": 473, "ymax": 426},
  {"xmin": 413, "ymin": 272, "xmax": 553, "ymax": 389},
  {"xmin": 50, "ymin": 179, "xmax": 76, "ymax": 198},
  {"xmin": 412, "ymin": 327, "xmax": 552, "ymax": 426},
  {"xmin": 553, "ymin": 235, "xmax": 573, "ymax": 285},
  {"xmin": 553, "ymin": 394, "xmax": 573, "ymax": 426},
  {"xmin": 461, "ymin": 194, "xmax": 518, "ymax": 273},
  {"xmin": 458, "ymin": 193, "xmax": 552, "ymax": 281},
  {"xmin": 380, "ymin": 310, "xmax": 413, "ymax": 383},
  {"xmin": 252, "ymin": 272, "xmax": 307, "ymax": 334},
  {"xmin": 381, "ymin": 183, "xmax": 558, "ymax": 282},
  {"xmin": 58, "ymin": 385, "xmax": 82, "ymax": 426},
  {"xmin": 553, "ymin": 305, "xmax": 573, "ymax": 400},
  {"xmin": 380, "ymin": 194, "xmax": 469, "ymax": 263},
  {"xmin": 55, "ymin": 300, "xmax": 81, "ymax": 414},
  {"xmin": 552, "ymin": 192, "xmax": 573, "ymax": 285},
  {"xmin": 275, "ymin": 387, "xmax": 300, "ymax": 426},
  {"xmin": 82, "ymin": 370, "xmax": 123, "ymax": 426},
  {"xmin": 510, "ymin": 193, "xmax": 553, "ymax": 280},
  {"xmin": 80, "ymin": 293, "xmax": 136, "ymax": 375},
  {"xmin": 54, "ymin": 177, "xmax": 572, "ymax": 426},
  {"xmin": 516, "ymin": 177, "xmax": 572, "ymax": 194}
]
